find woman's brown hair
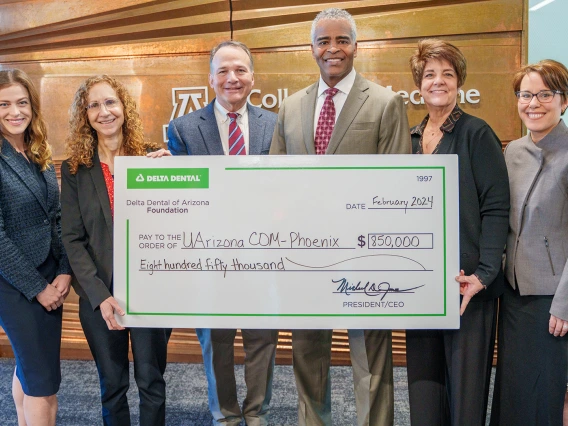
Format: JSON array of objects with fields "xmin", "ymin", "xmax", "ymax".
[
  {"xmin": 512, "ymin": 59, "xmax": 568, "ymax": 112},
  {"xmin": 409, "ymin": 39, "xmax": 467, "ymax": 88},
  {"xmin": 0, "ymin": 69, "xmax": 52, "ymax": 171},
  {"xmin": 66, "ymin": 75, "xmax": 161, "ymax": 174}
]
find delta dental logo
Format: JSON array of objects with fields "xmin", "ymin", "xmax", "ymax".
[{"xmin": 127, "ymin": 168, "xmax": 209, "ymax": 189}]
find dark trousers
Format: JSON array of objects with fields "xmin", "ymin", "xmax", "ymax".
[
  {"xmin": 490, "ymin": 283, "xmax": 567, "ymax": 426},
  {"xmin": 406, "ymin": 298, "xmax": 497, "ymax": 426},
  {"xmin": 79, "ymin": 297, "xmax": 170, "ymax": 426}
]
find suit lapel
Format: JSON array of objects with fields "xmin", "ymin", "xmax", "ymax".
[
  {"xmin": 0, "ymin": 140, "xmax": 49, "ymax": 215},
  {"xmin": 90, "ymin": 151, "xmax": 114, "ymax": 240},
  {"xmin": 301, "ymin": 84, "xmax": 318, "ymax": 155},
  {"xmin": 326, "ymin": 73, "xmax": 369, "ymax": 155},
  {"xmin": 247, "ymin": 104, "xmax": 264, "ymax": 155},
  {"xmin": 199, "ymin": 101, "xmax": 224, "ymax": 155}
]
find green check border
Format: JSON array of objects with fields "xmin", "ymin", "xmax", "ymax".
[{"xmin": 125, "ymin": 166, "xmax": 448, "ymax": 317}]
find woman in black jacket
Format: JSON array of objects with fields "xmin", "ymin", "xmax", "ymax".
[
  {"xmin": 405, "ymin": 39, "xmax": 510, "ymax": 426},
  {"xmin": 61, "ymin": 75, "xmax": 170, "ymax": 426}
]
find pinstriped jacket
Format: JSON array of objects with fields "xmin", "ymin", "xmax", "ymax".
[{"xmin": 0, "ymin": 138, "xmax": 71, "ymax": 301}]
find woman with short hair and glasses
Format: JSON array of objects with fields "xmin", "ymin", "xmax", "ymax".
[
  {"xmin": 406, "ymin": 39, "xmax": 510, "ymax": 425},
  {"xmin": 490, "ymin": 59, "xmax": 568, "ymax": 426},
  {"xmin": 60, "ymin": 75, "xmax": 171, "ymax": 426}
]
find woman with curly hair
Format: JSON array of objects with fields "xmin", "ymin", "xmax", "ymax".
[
  {"xmin": 0, "ymin": 69, "xmax": 72, "ymax": 426},
  {"xmin": 60, "ymin": 75, "xmax": 171, "ymax": 426}
]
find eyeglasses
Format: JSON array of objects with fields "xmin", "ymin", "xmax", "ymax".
[
  {"xmin": 515, "ymin": 90, "xmax": 563, "ymax": 104},
  {"xmin": 86, "ymin": 98, "xmax": 120, "ymax": 111}
]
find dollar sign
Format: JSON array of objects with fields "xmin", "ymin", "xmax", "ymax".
[{"xmin": 358, "ymin": 235, "xmax": 366, "ymax": 248}]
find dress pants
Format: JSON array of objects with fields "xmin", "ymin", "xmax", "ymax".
[
  {"xmin": 406, "ymin": 298, "xmax": 497, "ymax": 426},
  {"xmin": 197, "ymin": 328, "xmax": 279, "ymax": 426},
  {"xmin": 292, "ymin": 329, "xmax": 393, "ymax": 426},
  {"xmin": 79, "ymin": 297, "xmax": 170, "ymax": 426}
]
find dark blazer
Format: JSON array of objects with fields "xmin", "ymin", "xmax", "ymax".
[
  {"xmin": 60, "ymin": 152, "xmax": 113, "ymax": 310},
  {"xmin": 166, "ymin": 98, "xmax": 278, "ymax": 425},
  {"xmin": 270, "ymin": 73, "xmax": 411, "ymax": 155},
  {"xmin": 0, "ymin": 139, "xmax": 71, "ymax": 301},
  {"xmin": 411, "ymin": 112, "xmax": 510, "ymax": 300},
  {"xmin": 168, "ymin": 100, "xmax": 277, "ymax": 156},
  {"xmin": 505, "ymin": 120, "xmax": 568, "ymax": 319}
]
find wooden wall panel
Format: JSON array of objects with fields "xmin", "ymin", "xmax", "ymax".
[
  {"xmin": 235, "ymin": 0, "xmax": 523, "ymax": 49},
  {"xmin": 7, "ymin": 35, "xmax": 522, "ymax": 161},
  {"xmin": 0, "ymin": 0, "xmax": 524, "ymax": 366}
]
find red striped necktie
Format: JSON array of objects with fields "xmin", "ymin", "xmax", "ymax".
[
  {"xmin": 315, "ymin": 87, "xmax": 339, "ymax": 155},
  {"xmin": 228, "ymin": 112, "xmax": 246, "ymax": 155}
]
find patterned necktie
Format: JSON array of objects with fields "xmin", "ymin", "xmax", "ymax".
[
  {"xmin": 228, "ymin": 112, "xmax": 246, "ymax": 155},
  {"xmin": 315, "ymin": 87, "xmax": 339, "ymax": 155}
]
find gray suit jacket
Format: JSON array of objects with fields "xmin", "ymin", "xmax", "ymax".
[
  {"xmin": 61, "ymin": 152, "xmax": 114, "ymax": 310},
  {"xmin": 270, "ymin": 73, "xmax": 411, "ymax": 155},
  {"xmin": 167, "ymin": 100, "xmax": 277, "ymax": 156},
  {"xmin": 0, "ymin": 139, "xmax": 71, "ymax": 301},
  {"xmin": 505, "ymin": 119, "xmax": 568, "ymax": 319}
]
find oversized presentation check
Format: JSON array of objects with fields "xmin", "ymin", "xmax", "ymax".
[{"xmin": 114, "ymin": 155, "xmax": 459, "ymax": 329}]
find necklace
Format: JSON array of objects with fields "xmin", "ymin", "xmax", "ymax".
[{"xmin": 422, "ymin": 128, "xmax": 443, "ymax": 152}]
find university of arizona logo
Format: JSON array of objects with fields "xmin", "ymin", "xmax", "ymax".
[{"xmin": 162, "ymin": 86, "xmax": 209, "ymax": 143}]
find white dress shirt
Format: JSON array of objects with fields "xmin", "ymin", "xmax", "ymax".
[
  {"xmin": 313, "ymin": 67, "xmax": 357, "ymax": 139},
  {"xmin": 213, "ymin": 101, "xmax": 250, "ymax": 155}
]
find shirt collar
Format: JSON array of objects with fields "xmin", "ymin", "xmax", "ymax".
[
  {"xmin": 214, "ymin": 100, "xmax": 248, "ymax": 123},
  {"xmin": 317, "ymin": 68, "xmax": 357, "ymax": 97},
  {"xmin": 411, "ymin": 103, "xmax": 463, "ymax": 136}
]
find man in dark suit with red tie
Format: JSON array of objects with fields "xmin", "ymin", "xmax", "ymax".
[{"xmin": 168, "ymin": 41, "xmax": 278, "ymax": 426}]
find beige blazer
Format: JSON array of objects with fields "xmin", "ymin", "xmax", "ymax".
[
  {"xmin": 505, "ymin": 119, "xmax": 568, "ymax": 319},
  {"xmin": 270, "ymin": 73, "xmax": 411, "ymax": 155}
]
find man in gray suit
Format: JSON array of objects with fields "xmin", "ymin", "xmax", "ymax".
[
  {"xmin": 168, "ymin": 41, "xmax": 278, "ymax": 426},
  {"xmin": 270, "ymin": 8, "xmax": 411, "ymax": 426}
]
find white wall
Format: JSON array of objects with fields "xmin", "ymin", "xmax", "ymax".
[{"xmin": 529, "ymin": 0, "xmax": 568, "ymax": 123}]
